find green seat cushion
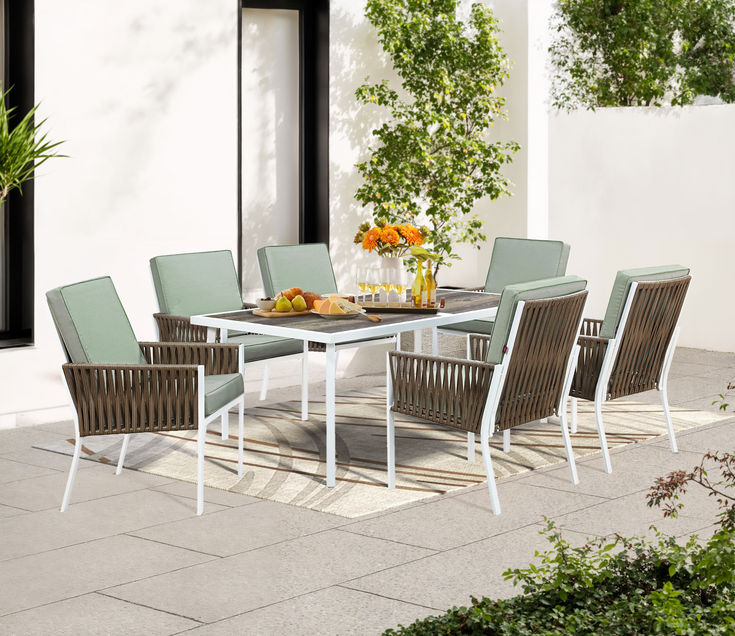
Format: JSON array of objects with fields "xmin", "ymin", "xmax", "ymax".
[
  {"xmin": 599, "ymin": 265, "xmax": 690, "ymax": 339},
  {"xmin": 486, "ymin": 275, "xmax": 587, "ymax": 365},
  {"xmin": 257, "ymin": 243, "xmax": 338, "ymax": 297},
  {"xmin": 227, "ymin": 333, "xmax": 304, "ymax": 362},
  {"xmin": 46, "ymin": 277, "xmax": 146, "ymax": 365},
  {"xmin": 442, "ymin": 318, "xmax": 495, "ymax": 336},
  {"xmin": 485, "ymin": 237, "xmax": 570, "ymax": 293},
  {"xmin": 204, "ymin": 373, "xmax": 244, "ymax": 416},
  {"xmin": 150, "ymin": 250, "xmax": 244, "ymax": 317}
]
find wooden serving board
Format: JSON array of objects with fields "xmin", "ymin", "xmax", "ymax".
[
  {"xmin": 359, "ymin": 302, "xmax": 439, "ymax": 314},
  {"xmin": 252, "ymin": 309, "xmax": 312, "ymax": 318}
]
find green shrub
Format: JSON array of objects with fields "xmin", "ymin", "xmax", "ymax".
[
  {"xmin": 549, "ymin": 0, "xmax": 735, "ymax": 110},
  {"xmin": 383, "ymin": 450, "xmax": 735, "ymax": 634}
]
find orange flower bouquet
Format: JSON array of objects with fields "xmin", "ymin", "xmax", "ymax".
[{"xmin": 353, "ymin": 219, "xmax": 426, "ymax": 258}]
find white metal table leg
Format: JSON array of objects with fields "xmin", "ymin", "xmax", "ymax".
[
  {"xmin": 116, "ymin": 434, "xmax": 130, "ymax": 475},
  {"xmin": 259, "ymin": 362, "xmax": 270, "ymax": 401},
  {"xmin": 386, "ymin": 353, "xmax": 396, "ymax": 489},
  {"xmin": 301, "ymin": 342, "xmax": 309, "ymax": 421},
  {"xmin": 431, "ymin": 327, "xmax": 438, "ymax": 355},
  {"xmin": 206, "ymin": 327, "xmax": 217, "ymax": 343},
  {"xmin": 503, "ymin": 429, "xmax": 511, "ymax": 453},
  {"xmin": 413, "ymin": 329, "xmax": 422, "ymax": 353},
  {"xmin": 325, "ymin": 343, "xmax": 337, "ymax": 487},
  {"xmin": 238, "ymin": 397, "xmax": 244, "ymax": 478},
  {"xmin": 467, "ymin": 432, "xmax": 475, "ymax": 462},
  {"xmin": 220, "ymin": 412, "xmax": 228, "ymax": 440}
]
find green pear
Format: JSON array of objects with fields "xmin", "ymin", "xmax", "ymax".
[
  {"xmin": 292, "ymin": 295, "xmax": 307, "ymax": 312},
  {"xmin": 275, "ymin": 296, "xmax": 293, "ymax": 312}
]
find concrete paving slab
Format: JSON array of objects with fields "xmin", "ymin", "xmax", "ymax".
[
  {"xmin": 0, "ymin": 592, "xmax": 199, "ymax": 636},
  {"xmin": 130, "ymin": 500, "xmax": 345, "ymax": 557},
  {"xmin": 0, "ymin": 426, "xmax": 67, "ymax": 455},
  {"xmin": 151, "ymin": 480, "xmax": 261, "ymax": 507},
  {"xmin": 650, "ymin": 418, "xmax": 735, "ymax": 453},
  {"xmin": 105, "ymin": 529, "xmax": 435, "ymax": 623},
  {"xmin": 0, "ymin": 446, "xmax": 97, "ymax": 472},
  {"xmin": 0, "ymin": 462, "xmax": 173, "ymax": 512},
  {"xmin": 673, "ymin": 348, "xmax": 735, "ymax": 367},
  {"xmin": 340, "ymin": 480, "xmax": 605, "ymax": 551},
  {"xmin": 345, "ymin": 524, "xmax": 590, "ymax": 610},
  {"xmin": 184, "ymin": 586, "xmax": 433, "ymax": 636},
  {"xmin": 0, "ymin": 503, "xmax": 28, "ymax": 519},
  {"xmin": 0, "ymin": 457, "xmax": 59, "ymax": 483},
  {"xmin": 521, "ymin": 443, "xmax": 703, "ymax": 499},
  {"xmin": 0, "ymin": 535, "xmax": 215, "ymax": 617},
  {"xmin": 0, "ymin": 489, "xmax": 227, "ymax": 562}
]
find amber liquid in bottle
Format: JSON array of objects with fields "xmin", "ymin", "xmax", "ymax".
[
  {"xmin": 412, "ymin": 261, "xmax": 426, "ymax": 308},
  {"xmin": 424, "ymin": 260, "xmax": 436, "ymax": 308}
]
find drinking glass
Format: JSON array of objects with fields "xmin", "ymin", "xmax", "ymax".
[
  {"xmin": 392, "ymin": 269, "xmax": 409, "ymax": 307},
  {"xmin": 356, "ymin": 267, "xmax": 369, "ymax": 303},
  {"xmin": 366, "ymin": 267, "xmax": 382, "ymax": 304}
]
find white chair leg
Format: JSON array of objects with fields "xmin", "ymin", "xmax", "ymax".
[
  {"xmin": 559, "ymin": 409, "xmax": 579, "ymax": 485},
  {"xmin": 197, "ymin": 422, "xmax": 206, "ymax": 516},
  {"xmin": 220, "ymin": 411, "xmax": 228, "ymax": 440},
  {"xmin": 116, "ymin": 434, "xmax": 130, "ymax": 475},
  {"xmin": 660, "ymin": 385, "xmax": 678, "ymax": 453},
  {"xmin": 386, "ymin": 354, "xmax": 396, "ymax": 489},
  {"xmin": 467, "ymin": 432, "xmax": 475, "ymax": 462},
  {"xmin": 238, "ymin": 398, "xmax": 244, "ymax": 478},
  {"xmin": 594, "ymin": 396, "xmax": 613, "ymax": 474},
  {"xmin": 301, "ymin": 344, "xmax": 309, "ymax": 421},
  {"xmin": 503, "ymin": 429, "xmax": 511, "ymax": 453},
  {"xmin": 259, "ymin": 362, "xmax": 270, "ymax": 401},
  {"xmin": 481, "ymin": 432, "xmax": 501, "ymax": 515},
  {"xmin": 570, "ymin": 397, "xmax": 578, "ymax": 434},
  {"xmin": 60, "ymin": 436, "xmax": 82, "ymax": 512}
]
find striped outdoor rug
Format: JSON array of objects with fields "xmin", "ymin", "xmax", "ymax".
[{"xmin": 35, "ymin": 389, "xmax": 729, "ymax": 517}]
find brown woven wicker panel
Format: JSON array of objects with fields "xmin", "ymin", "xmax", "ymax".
[
  {"xmin": 63, "ymin": 363, "xmax": 199, "ymax": 437},
  {"xmin": 581, "ymin": 317, "xmax": 602, "ymax": 337},
  {"xmin": 139, "ymin": 342, "xmax": 240, "ymax": 376},
  {"xmin": 469, "ymin": 334, "xmax": 491, "ymax": 362},
  {"xmin": 154, "ymin": 314, "xmax": 209, "ymax": 342},
  {"xmin": 607, "ymin": 277, "xmax": 690, "ymax": 400},
  {"xmin": 389, "ymin": 352, "xmax": 494, "ymax": 434},
  {"xmin": 495, "ymin": 291, "xmax": 588, "ymax": 431},
  {"xmin": 570, "ymin": 335, "xmax": 608, "ymax": 401}
]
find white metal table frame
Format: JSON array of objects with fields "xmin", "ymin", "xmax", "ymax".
[{"xmin": 191, "ymin": 292, "xmax": 498, "ymax": 488}]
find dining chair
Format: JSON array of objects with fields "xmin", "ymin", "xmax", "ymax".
[
  {"xmin": 570, "ymin": 265, "xmax": 691, "ymax": 473},
  {"xmin": 150, "ymin": 250, "xmax": 309, "ymax": 422},
  {"xmin": 438, "ymin": 237, "xmax": 571, "ymax": 344},
  {"xmin": 47, "ymin": 276, "xmax": 246, "ymax": 515},
  {"xmin": 386, "ymin": 276, "xmax": 588, "ymax": 514},
  {"xmin": 257, "ymin": 242, "xmax": 396, "ymax": 356}
]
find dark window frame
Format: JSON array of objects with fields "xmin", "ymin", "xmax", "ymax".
[
  {"xmin": 0, "ymin": 0, "xmax": 35, "ymax": 349},
  {"xmin": 238, "ymin": 0, "xmax": 329, "ymax": 289}
]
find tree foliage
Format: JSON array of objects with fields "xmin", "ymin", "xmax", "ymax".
[
  {"xmin": 356, "ymin": 0, "xmax": 519, "ymax": 275},
  {"xmin": 550, "ymin": 0, "xmax": 735, "ymax": 110},
  {"xmin": 0, "ymin": 89, "xmax": 64, "ymax": 204}
]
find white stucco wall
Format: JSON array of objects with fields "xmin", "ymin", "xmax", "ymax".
[
  {"xmin": 549, "ymin": 106, "xmax": 735, "ymax": 352},
  {"xmin": 0, "ymin": 0, "xmax": 239, "ymax": 415}
]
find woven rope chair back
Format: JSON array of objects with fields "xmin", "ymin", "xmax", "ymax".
[
  {"xmin": 607, "ymin": 276, "xmax": 690, "ymax": 400},
  {"xmin": 155, "ymin": 313, "xmax": 209, "ymax": 342},
  {"xmin": 496, "ymin": 290, "xmax": 587, "ymax": 432}
]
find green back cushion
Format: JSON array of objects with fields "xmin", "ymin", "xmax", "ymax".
[
  {"xmin": 599, "ymin": 265, "xmax": 690, "ymax": 339},
  {"xmin": 46, "ymin": 277, "xmax": 146, "ymax": 364},
  {"xmin": 485, "ymin": 237, "xmax": 570, "ymax": 293},
  {"xmin": 486, "ymin": 275, "xmax": 587, "ymax": 364},
  {"xmin": 150, "ymin": 250, "xmax": 243, "ymax": 317},
  {"xmin": 257, "ymin": 243, "xmax": 338, "ymax": 297}
]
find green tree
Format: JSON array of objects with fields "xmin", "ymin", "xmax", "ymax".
[
  {"xmin": 550, "ymin": 0, "xmax": 735, "ymax": 110},
  {"xmin": 355, "ymin": 0, "xmax": 519, "ymax": 276}
]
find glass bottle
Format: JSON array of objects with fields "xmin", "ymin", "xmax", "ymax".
[
  {"xmin": 424, "ymin": 260, "xmax": 436, "ymax": 308},
  {"xmin": 412, "ymin": 261, "xmax": 426, "ymax": 308}
]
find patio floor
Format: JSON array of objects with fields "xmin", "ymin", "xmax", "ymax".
[{"xmin": 0, "ymin": 346, "xmax": 733, "ymax": 635}]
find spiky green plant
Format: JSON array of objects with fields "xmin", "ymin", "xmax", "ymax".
[{"xmin": 0, "ymin": 88, "xmax": 64, "ymax": 203}]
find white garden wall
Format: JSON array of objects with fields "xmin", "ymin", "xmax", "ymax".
[{"xmin": 549, "ymin": 105, "xmax": 735, "ymax": 352}]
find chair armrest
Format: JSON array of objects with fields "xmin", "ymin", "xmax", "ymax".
[
  {"xmin": 571, "ymin": 335, "xmax": 610, "ymax": 400},
  {"xmin": 388, "ymin": 351, "xmax": 494, "ymax": 434},
  {"xmin": 62, "ymin": 362, "xmax": 201, "ymax": 437},
  {"xmin": 468, "ymin": 334, "xmax": 492, "ymax": 361},
  {"xmin": 581, "ymin": 318, "xmax": 603, "ymax": 337},
  {"xmin": 153, "ymin": 313, "xmax": 208, "ymax": 343},
  {"xmin": 139, "ymin": 342, "xmax": 241, "ymax": 375}
]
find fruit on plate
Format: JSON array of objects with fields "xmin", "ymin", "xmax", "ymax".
[
  {"xmin": 318, "ymin": 298, "xmax": 347, "ymax": 315},
  {"xmin": 292, "ymin": 294, "xmax": 307, "ymax": 312},
  {"xmin": 303, "ymin": 291, "xmax": 321, "ymax": 309},
  {"xmin": 312, "ymin": 298, "xmax": 324, "ymax": 312},
  {"xmin": 275, "ymin": 297, "xmax": 293, "ymax": 312},
  {"xmin": 276, "ymin": 287, "xmax": 304, "ymax": 301}
]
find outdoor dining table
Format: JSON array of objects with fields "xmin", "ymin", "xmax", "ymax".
[{"xmin": 190, "ymin": 289, "xmax": 500, "ymax": 488}]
